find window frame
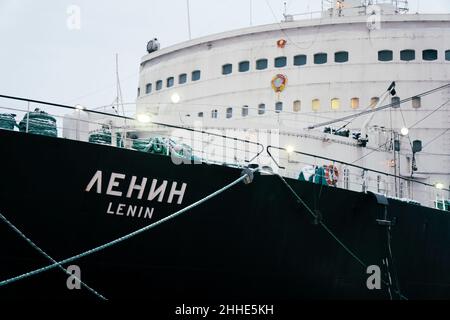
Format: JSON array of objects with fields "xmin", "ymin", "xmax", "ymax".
[
  {"xmin": 378, "ymin": 50, "xmax": 393, "ymax": 62},
  {"xmin": 145, "ymin": 83, "xmax": 152, "ymax": 94},
  {"xmin": 312, "ymin": 99, "xmax": 320, "ymax": 111},
  {"xmin": 422, "ymin": 49, "xmax": 438, "ymax": 61},
  {"xmin": 179, "ymin": 73, "xmax": 187, "ymax": 84},
  {"xmin": 370, "ymin": 97, "xmax": 380, "ymax": 108},
  {"xmin": 238, "ymin": 61, "xmax": 250, "ymax": 72},
  {"xmin": 293, "ymin": 100, "xmax": 301, "ymax": 112},
  {"xmin": 412, "ymin": 96, "xmax": 421, "ymax": 109},
  {"xmin": 293, "ymin": 54, "xmax": 307, "ymax": 66},
  {"xmin": 258, "ymin": 103, "xmax": 266, "ymax": 115},
  {"xmin": 256, "ymin": 59, "xmax": 268, "ymax": 70},
  {"xmin": 211, "ymin": 109, "xmax": 218, "ymax": 119},
  {"xmin": 242, "ymin": 105, "xmax": 249, "ymax": 117},
  {"xmin": 275, "ymin": 102, "xmax": 283, "ymax": 113},
  {"xmin": 391, "ymin": 96, "xmax": 401, "ymax": 108},
  {"xmin": 351, "ymin": 97, "xmax": 360, "ymax": 109},
  {"xmin": 222, "ymin": 64, "xmax": 233, "ymax": 75},
  {"xmin": 314, "ymin": 53, "xmax": 328, "ymax": 65},
  {"xmin": 334, "ymin": 51, "xmax": 349, "ymax": 63},
  {"xmin": 156, "ymin": 80, "xmax": 163, "ymax": 91},
  {"xmin": 400, "ymin": 49, "xmax": 415, "ymax": 61},
  {"xmin": 331, "ymin": 98, "xmax": 340, "ymax": 110},
  {"xmin": 192, "ymin": 70, "xmax": 201, "ymax": 81},
  {"xmin": 274, "ymin": 56, "xmax": 287, "ymax": 68},
  {"xmin": 226, "ymin": 107, "xmax": 233, "ymax": 119},
  {"xmin": 166, "ymin": 77, "xmax": 174, "ymax": 88}
]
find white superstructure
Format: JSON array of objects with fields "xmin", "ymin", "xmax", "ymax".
[{"xmin": 131, "ymin": 0, "xmax": 450, "ymax": 208}]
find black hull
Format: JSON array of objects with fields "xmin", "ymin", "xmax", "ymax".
[{"xmin": 0, "ymin": 129, "xmax": 449, "ymax": 300}]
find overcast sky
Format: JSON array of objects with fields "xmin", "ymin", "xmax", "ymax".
[{"xmin": 1, "ymin": 0, "xmax": 449, "ymax": 114}]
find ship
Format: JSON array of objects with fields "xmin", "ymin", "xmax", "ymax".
[{"xmin": 0, "ymin": 0, "xmax": 449, "ymax": 301}]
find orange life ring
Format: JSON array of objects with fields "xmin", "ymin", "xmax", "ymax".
[{"xmin": 325, "ymin": 165, "xmax": 339, "ymax": 186}]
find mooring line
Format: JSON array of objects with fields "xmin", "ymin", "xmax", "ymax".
[
  {"xmin": 276, "ymin": 174, "xmax": 408, "ymax": 300},
  {"xmin": 0, "ymin": 213, "xmax": 107, "ymax": 300},
  {"xmin": 0, "ymin": 172, "xmax": 250, "ymax": 288}
]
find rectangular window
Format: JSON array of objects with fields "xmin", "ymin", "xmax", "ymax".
[
  {"xmin": 239, "ymin": 61, "xmax": 250, "ymax": 72},
  {"xmin": 192, "ymin": 70, "xmax": 201, "ymax": 81},
  {"xmin": 258, "ymin": 103, "xmax": 265, "ymax": 115},
  {"xmin": 400, "ymin": 50, "xmax": 415, "ymax": 61},
  {"xmin": 167, "ymin": 77, "xmax": 174, "ymax": 88},
  {"xmin": 274, "ymin": 56, "xmax": 287, "ymax": 68},
  {"xmin": 256, "ymin": 59, "xmax": 268, "ymax": 70},
  {"xmin": 226, "ymin": 107, "xmax": 233, "ymax": 118},
  {"xmin": 293, "ymin": 55, "xmax": 307, "ymax": 66},
  {"xmin": 446, "ymin": 50, "xmax": 450, "ymax": 61},
  {"xmin": 137, "ymin": 87, "xmax": 140, "ymax": 97},
  {"xmin": 351, "ymin": 97, "xmax": 360, "ymax": 109},
  {"xmin": 335, "ymin": 51, "xmax": 349, "ymax": 63},
  {"xmin": 179, "ymin": 73, "xmax": 187, "ymax": 84},
  {"xmin": 242, "ymin": 106, "xmax": 249, "ymax": 117},
  {"xmin": 378, "ymin": 50, "xmax": 393, "ymax": 62},
  {"xmin": 293, "ymin": 100, "xmax": 301, "ymax": 112},
  {"xmin": 198, "ymin": 112, "xmax": 204, "ymax": 118},
  {"xmin": 412, "ymin": 96, "xmax": 421, "ymax": 108},
  {"xmin": 312, "ymin": 99, "xmax": 320, "ymax": 111},
  {"xmin": 331, "ymin": 98, "xmax": 340, "ymax": 110},
  {"xmin": 145, "ymin": 83, "xmax": 152, "ymax": 94},
  {"xmin": 222, "ymin": 64, "xmax": 232, "ymax": 75},
  {"xmin": 275, "ymin": 102, "xmax": 283, "ymax": 113},
  {"xmin": 314, "ymin": 53, "xmax": 327, "ymax": 64},
  {"xmin": 211, "ymin": 109, "xmax": 218, "ymax": 118},
  {"xmin": 370, "ymin": 97, "xmax": 380, "ymax": 108},
  {"xmin": 423, "ymin": 49, "xmax": 438, "ymax": 61},
  {"xmin": 156, "ymin": 80, "xmax": 162, "ymax": 91},
  {"xmin": 392, "ymin": 96, "xmax": 401, "ymax": 108}
]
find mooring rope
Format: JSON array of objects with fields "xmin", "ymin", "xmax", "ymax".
[
  {"xmin": 0, "ymin": 172, "xmax": 251, "ymax": 288},
  {"xmin": 276, "ymin": 174, "xmax": 408, "ymax": 300},
  {"xmin": 0, "ymin": 213, "xmax": 107, "ymax": 300}
]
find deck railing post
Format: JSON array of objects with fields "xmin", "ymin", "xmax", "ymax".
[{"xmin": 26, "ymin": 102, "xmax": 30, "ymax": 133}]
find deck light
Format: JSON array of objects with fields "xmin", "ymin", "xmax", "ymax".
[
  {"xmin": 401, "ymin": 127, "xmax": 409, "ymax": 136},
  {"xmin": 171, "ymin": 93, "xmax": 181, "ymax": 104},
  {"xmin": 435, "ymin": 182, "xmax": 445, "ymax": 190},
  {"xmin": 137, "ymin": 114, "xmax": 152, "ymax": 123},
  {"xmin": 75, "ymin": 104, "xmax": 85, "ymax": 111},
  {"xmin": 286, "ymin": 145, "xmax": 294, "ymax": 154}
]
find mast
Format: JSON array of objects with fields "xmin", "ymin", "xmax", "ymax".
[
  {"xmin": 186, "ymin": 0, "xmax": 192, "ymax": 40},
  {"xmin": 115, "ymin": 53, "xmax": 126, "ymax": 146}
]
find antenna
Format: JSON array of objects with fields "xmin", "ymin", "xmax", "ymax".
[
  {"xmin": 250, "ymin": 0, "xmax": 253, "ymax": 26},
  {"xmin": 115, "ymin": 53, "xmax": 127, "ymax": 145},
  {"xmin": 115, "ymin": 53, "xmax": 120, "ymax": 115},
  {"xmin": 186, "ymin": 0, "xmax": 192, "ymax": 40}
]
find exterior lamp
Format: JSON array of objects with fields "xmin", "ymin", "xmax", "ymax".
[
  {"xmin": 400, "ymin": 127, "xmax": 409, "ymax": 136},
  {"xmin": 137, "ymin": 114, "xmax": 152, "ymax": 123},
  {"xmin": 171, "ymin": 93, "xmax": 181, "ymax": 104},
  {"xmin": 435, "ymin": 182, "xmax": 445, "ymax": 190},
  {"xmin": 286, "ymin": 145, "xmax": 295, "ymax": 154}
]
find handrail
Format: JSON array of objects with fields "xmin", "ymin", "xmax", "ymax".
[
  {"xmin": 266, "ymin": 145, "xmax": 450, "ymax": 192},
  {"xmin": 0, "ymin": 94, "xmax": 265, "ymax": 164},
  {"xmin": 149, "ymin": 122, "xmax": 265, "ymax": 163},
  {"xmin": 0, "ymin": 94, "xmax": 134, "ymax": 121}
]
